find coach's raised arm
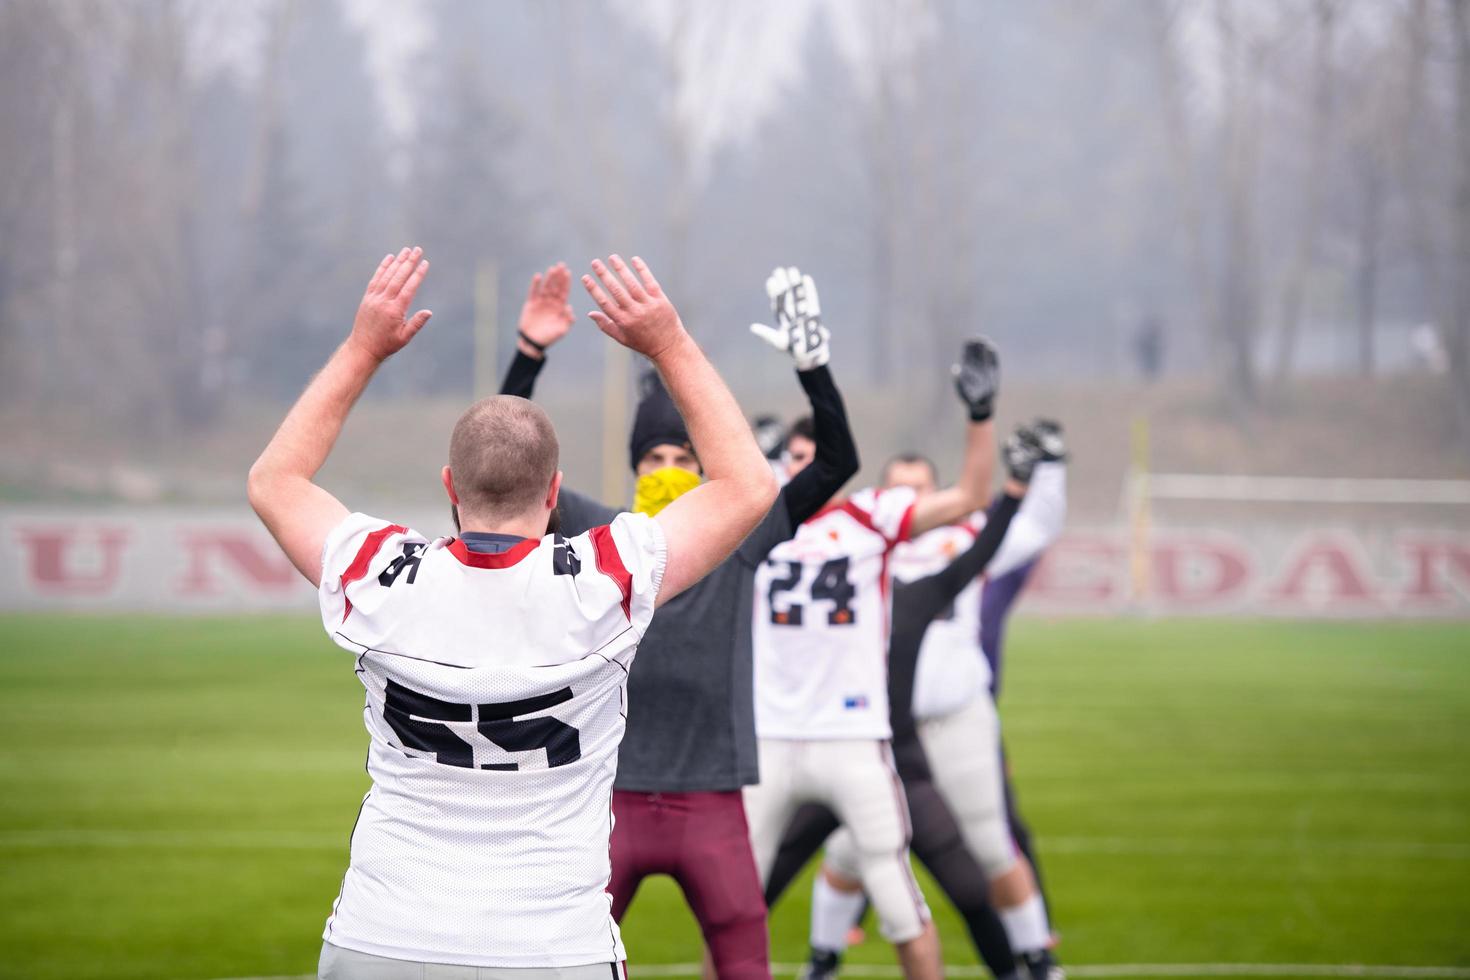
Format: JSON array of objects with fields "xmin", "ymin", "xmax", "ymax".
[{"xmin": 581, "ymin": 255, "xmax": 777, "ymax": 606}]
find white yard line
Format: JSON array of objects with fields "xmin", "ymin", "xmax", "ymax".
[
  {"xmin": 655, "ymin": 968, "xmax": 1470, "ymax": 979},
  {"xmin": 209, "ymin": 967, "xmax": 1470, "ymax": 980},
  {"xmin": 1039, "ymin": 836, "xmax": 1470, "ymax": 860}
]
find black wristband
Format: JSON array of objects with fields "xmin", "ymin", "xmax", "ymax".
[
  {"xmin": 969, "ymin": 404, "xmax": 994, "ymax": 423},
  {"xmin": 517, "ymin": 331, "xmax": 547, "ymax": 354}
]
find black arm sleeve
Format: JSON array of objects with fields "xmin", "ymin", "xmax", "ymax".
[
  {"xmin": 886, "ymin": 493, "xmax": 1021, "ymax": 758},
  {"xmin": 778, "ymin": 365, "xmax": 860, "ymax": 527},
  {"xmin": 914, "ymin": 492, "xmax": 1023, "ymax": 623},
  {"xmin": 500, "ymin": 350, "xmax": 545, "ymax": 399}
]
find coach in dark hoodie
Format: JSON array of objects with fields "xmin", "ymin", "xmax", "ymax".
[{"xmin": 500, "ymin": 262, "xmax": 854, "ymax": 978}]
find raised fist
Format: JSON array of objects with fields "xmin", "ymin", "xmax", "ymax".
[
  {"xmin": 1031, "ymin": 418, "xmax": 1068, "ymax": 462},
  {"xmin": 1002, "ymin": 427, "xmax": 1044, "ymax": 484}
]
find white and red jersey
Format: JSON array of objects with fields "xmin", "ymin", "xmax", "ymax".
[
  {"xmin": 752, "ymin": 486, "xmax": 917, "ymax": 740},
  {"xmin": 316, "ymin": 511, "xmax": 665, "ymax": 968},
  {"xmin": 900, "ymin": 462, "xmax": 1068, "ymax": 721}
]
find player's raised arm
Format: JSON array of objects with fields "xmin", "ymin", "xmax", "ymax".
[
  {"xmin": 987, "ymin": 418, "xmax": 1069, "ymax": 578},
  {"xmin": 920, "ymin": 427, "xmax": 1041, "ymax": 609},
  {"xmin": 907, "ymin": 338, "xmax": 1000, "ymax": 537},
  {"xmin": 751, "ymin": 266, "xmax": 860, "ymax": 528},
  {"xmin": 501, "ymin": 262, "xmax": 575, "ymax": 398},
  {"xmin": 582, "ymin": 255, "xmax": 777, "ymax": 606},
  {"xmin": 247, "ymin": 247, "xmax": 432, "ymax": 587}
]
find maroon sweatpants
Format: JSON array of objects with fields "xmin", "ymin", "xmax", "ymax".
[{"xmin": 609, "ymin": 790, "xmax": 770, "ymax": 978}]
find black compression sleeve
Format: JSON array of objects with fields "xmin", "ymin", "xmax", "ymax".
[
  {"xmin": 778, "ymin": 365, "xmax": 860, "ymax": 526},
  {"xmin": 923, "ymin": 492, "xmax": 1022, "ymax": 615},
  {"xmin": 500, "ymin": 350, "xmax": 544, "ymax": 399}
]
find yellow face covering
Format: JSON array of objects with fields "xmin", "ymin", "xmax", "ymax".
[{"xmin": 633, "ymin": 466, "xmax": 702, "ymax": 516}]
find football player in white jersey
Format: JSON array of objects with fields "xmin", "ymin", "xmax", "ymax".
[
  {"xmin": 783, "ymin": 424, "xmax": 1069, "ymax": 980},
  {"xmin": 885, "ymin": 429, "xmax": 1067, "ymax": 978},
  {"xmin": 247, "ymin": 247, "xmax": 776, "ymax": 979},
  {"xmin": 745, "ymin": 335, "xmax": 1004, "ymax": 980}
]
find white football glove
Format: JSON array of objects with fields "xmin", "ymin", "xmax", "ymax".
[{"xmin": 750, "ymin": 265, "xmax": 831, "ymax": 371}]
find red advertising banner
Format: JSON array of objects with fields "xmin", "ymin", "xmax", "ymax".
[{"xmin": 1, "ymin": 509, "xmax": 1467, "ymax": 617}]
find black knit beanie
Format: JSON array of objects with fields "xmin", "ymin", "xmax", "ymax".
[{"xmin": 628, "ymin": 370, "xmax": 692, "ymax": 472}]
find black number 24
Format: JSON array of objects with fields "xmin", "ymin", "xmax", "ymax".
[
  {"xmin": 382, "ymin": 679, "xmax": 581, "ymax": 770},
  {"xmin": 768, "ymin": 557, "xmax": 857, "ymax": 627}
]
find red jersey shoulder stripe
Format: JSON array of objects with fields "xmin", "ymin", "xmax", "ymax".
[
  {"xmin": 589, "ymin": 525, "xmax": 633, "ymax": 621},
  {"xmin": 894, "ymin": 501, "xmax": 917, "ymax": 548},
  {"xmin": 838, "ymin": 500, "xmax": 879, "ymax": 534},
  {"xmin": 339, "ymin": 524, "xmax": 406, "ymax": 622}
]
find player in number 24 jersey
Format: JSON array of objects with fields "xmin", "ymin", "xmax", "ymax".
[
  {"xmin": 755, "ymin": 484, "xmax": 917, "ymax": 739},
  {"xmin": 744, "ymin": 335, "xmax": 1005, "ymax": 980}
]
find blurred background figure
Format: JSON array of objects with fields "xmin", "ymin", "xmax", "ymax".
[{"xmin": 1133, "ymin": 314, "xmax": 1165, "ymax": 385}]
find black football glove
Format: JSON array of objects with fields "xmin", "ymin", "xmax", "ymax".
[
  {"xmin": 952, "ymin": 338, "xmax": 1000, "ymax": 422},
  {"xmin": 1031, "ymin": 418, "xmax": 1068, "ymax": 462},
  {"xmin": 1003, "ymin": 426, "xmax": 1045, "ymax": 485}
]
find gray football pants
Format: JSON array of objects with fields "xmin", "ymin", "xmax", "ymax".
[{"xmin": 319, "ymin": 942, "xmax": 625, "ymax": 980}]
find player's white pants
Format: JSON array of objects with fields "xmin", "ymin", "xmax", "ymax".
[
  {"xmin": 744, "ymin": 737, "xmax": 930, "ymax": 943},
  {"xmin": 825, "ymin": 692, "xmax": 1018, "ymax": 884},
  {"xmin": 319, "ymin": 942, "xmax": 626, "ymax": 979},
  {"xmin": 918, "ymin": 692, "xmax": 1018, "ymax": 879}
]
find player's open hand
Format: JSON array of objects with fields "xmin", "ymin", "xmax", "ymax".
[
  {"xmin": 750, "ymin": 266, "xmax": 830, "ymax": 371},
  {"xmin": 349, "ymin": 247, "xmax": 432, "ymax": 362},
  {"xmin": 581, "ymin": 255, "xmax": 686, "ymax": 360},
  {"xmin": 519, "ymin": 263, "xmax": 575, "ymax": 353},
  {"xmin": 952, "ymin": 337, "xmax": 1000, "ymax": 421}
]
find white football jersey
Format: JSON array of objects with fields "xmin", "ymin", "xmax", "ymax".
[
  {"xmin": 753, "ymin": 485, "xmax": 916, "ymax": 740},
  {"xmin": 902, "ymin": 462, "xmax": 1068, "ymax": 721},
  {"xmin": 316, "ymin": 511, "xmax": 666, "ymax": 968}
]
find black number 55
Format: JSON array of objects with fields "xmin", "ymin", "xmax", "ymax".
[{"xmin": 382, "ymin": 679, "xmax": 582, "ymax": 770}]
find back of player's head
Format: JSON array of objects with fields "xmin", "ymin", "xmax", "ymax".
[
  {"xmin": 449, "ymin": 396, "xmax": 559, "ymax": 520},
  {"xmin": 882, "ymin": 452, "xmax": 939, "ymax": 493}
]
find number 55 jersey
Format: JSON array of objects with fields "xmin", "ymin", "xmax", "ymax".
[
  {"xmin": 316, "ymin": 511, "xmax": 666, "ymax": 968},
  {"xmin": 752, "ymin": 485, "xmax": 916, "ymax": 741}
]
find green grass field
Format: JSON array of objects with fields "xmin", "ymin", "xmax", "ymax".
[{"xmin": 0, "ymin": 615, "xmax": 1466, "ymax": 980}]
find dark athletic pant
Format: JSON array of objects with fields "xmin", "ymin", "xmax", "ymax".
[
  {"xmin": 768, "ymin": 781, "xmax": 1017, "ymax": 979},
  {"xmin": 609, "ymin": 790, "xmax": 769, "ymax": 979}
]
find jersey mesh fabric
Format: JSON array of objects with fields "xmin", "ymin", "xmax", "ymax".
[
  {"xmin": 317, "ymin": 511, "xmax": 665, "ymax": 968},
  {"xmin": 752, "ymin": 486, "xmax": 916, "ymax": 740}
]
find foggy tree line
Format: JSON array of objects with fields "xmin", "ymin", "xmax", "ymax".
[{"xmin": 1, "ymin": 0, "xmax": 1467, "ymax": 443}]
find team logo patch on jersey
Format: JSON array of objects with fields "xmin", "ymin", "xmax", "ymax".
[{"xmin": 843, "ymin": 695, "xmax": 870, "ymax": 710}]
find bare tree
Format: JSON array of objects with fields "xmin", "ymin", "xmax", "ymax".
[
  {"xmin": 1271, "ymin": 0, "xmax": 1337, "ymax": 385},
  {"xmin": 1449, "ymin": 0, "xmax": 1470, "ymax": 438}
]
